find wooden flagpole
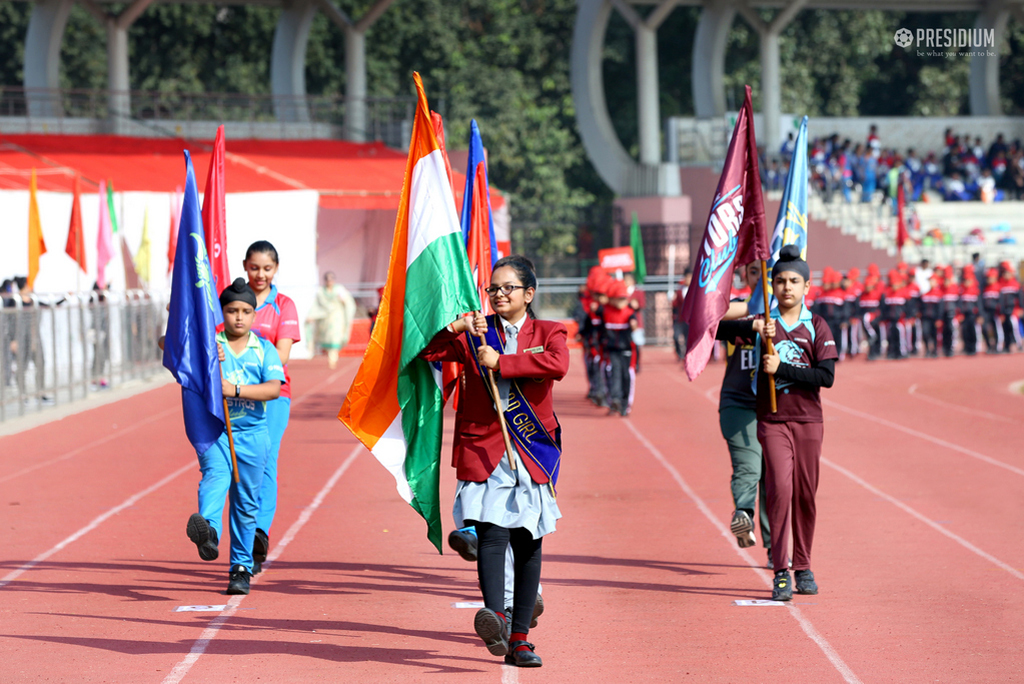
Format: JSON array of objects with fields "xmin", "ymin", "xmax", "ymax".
[
  {"xmin": 760, "ymin": 260, "xmax": 778, "ymax": 414},
  {"xmin": 487, "ymin": 369, "xmax": 518, "ymax": 472},
  {"xmin": 219, "ymin": 344, "xmax": 240, "ymax": 483}
]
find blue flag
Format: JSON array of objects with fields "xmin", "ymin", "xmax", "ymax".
[
  {"xmin": 750, "ymin": 116, "xmax": 809, "ymax": 315},
  {"xmin": 460, "ymin": 119, "xmax": 498, "ymax": 263},
  {"xmin": 162, "ymin": 151, "xmax": 225, "ymax": 456}
]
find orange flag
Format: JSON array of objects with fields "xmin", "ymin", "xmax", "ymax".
[
  {"xmin": 64, "ymin": 174, "xmax": 87, "ymax": 273},
  {"xmin": 28, "ymin": 169, "xmax": 47, "ymax": 288}
]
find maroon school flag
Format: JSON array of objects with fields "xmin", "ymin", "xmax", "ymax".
[{"xmin": 681, "ymin": 85, "xmax": 769, "ymax": 381}]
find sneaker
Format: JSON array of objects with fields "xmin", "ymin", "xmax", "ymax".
[
  {"xmin": 252, "ymin": 561, "xmax": 262, "ymax": 576},
  {"xmin": 772, "ymin": 570, "xmax": 792, "ymax": 601},
  {"xmin": 474, "ymin": 607, "xmax": 509, "ymax": 656},
  {"xmin": 730, "ymin": 510, "xmax": 756, "ymax": 548},
  {"xmin": 448, "ymin": 528, "xmax": 478, "ymax": 562},
  {"xmin": 186, "ymin": 513, "xmax": 219, "ymax": 561},
  {"xmin": 794, "ymin": 569, "xmax": 818, "ymax": 595},
  {"xmin": 226, "ymin": 565, "xmax": 251, "ymax": 595},
  {"xmin": 253, "ymin": 528, "xmax": 270, "ymax": 564}
]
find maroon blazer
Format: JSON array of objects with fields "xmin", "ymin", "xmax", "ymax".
[{"xmin": 420, "ymin": 315, "xmax": 569, "ymax": 483}]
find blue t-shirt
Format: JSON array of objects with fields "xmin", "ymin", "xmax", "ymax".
[{"xmin": 217, "ymin": 331, "xmax": 286, "ymax": 431}]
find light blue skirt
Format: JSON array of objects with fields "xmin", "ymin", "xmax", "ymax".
[{"xmin": 453, "ymin": 446, "xmax": 561, "ymax": 540}]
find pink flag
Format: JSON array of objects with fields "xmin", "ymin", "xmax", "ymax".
[
  {"xmin": 96, "ymin": 179, "xmax": 114, "ymax": 289},
  {"xmin": 202, "ymin": 125, "xmax": 229, "ymax": 295},
  {"xmin": 681, "ymin": 85, "xmax": 769, "ymax": 380},
  {"xmin": 167, "ymin": 186, "xmax": 181, "ymax": 276}
]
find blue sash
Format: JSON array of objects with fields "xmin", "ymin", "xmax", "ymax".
[{"xmin": 465, "ymin": 320, "xmax": 562, "ymax": 494}]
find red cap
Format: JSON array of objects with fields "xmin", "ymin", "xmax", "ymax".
[
  {"xmin": 897, "ymin": 261, "xmax": 908, "ymax": 271},
  {"xmin": 867, "ymin": 263, "xmax": 880, "ymax": 276},
  {"xmin": 608, "ymin": 280, "xmax": 628, "ymax": 298},
  {"xmin": 847, "ymin": 268, "xmax": 860, "ymax": 280},
  {"xmin": 962, "ymin": 264, "xmax": 974, "ymax": 277}
]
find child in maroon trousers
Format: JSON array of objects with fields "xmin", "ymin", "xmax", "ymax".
[{"xmin": 758, "ymin": 245, "xmax": 838, "ymax": 601}]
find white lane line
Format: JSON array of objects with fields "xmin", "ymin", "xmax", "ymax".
[
  {"xmin": 0, "ymin": 461, "xmax": 194, "ymax": 589},
  {"xmin": 161, "ymin": 444, "xmax": 361, "ymax": 684},
  {"xmin": 823, "ymin": 398, "xmax": 1024, "ymax": 478},
  {"xmin": 907, "ymin": 384, "xmax": 1020, "ymax": 424},
  {"xmin": 0, "ymin": 407, "xmax": 179, "ymax": 486},
  {"xmin": 822, "ymin": 457, "xmax": 1024, "ymax": 582},
  {"xmin": 501, "ymin": 663, "xmax": 520, "ymax": 683},
  {"xmin": 623, "ymin": 419, "xmax": 863, "ymax": 684}
]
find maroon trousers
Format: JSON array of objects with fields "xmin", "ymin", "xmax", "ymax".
[{"xmin": 757, "ymin": 421, "xmax": 824, "ymax": 573}]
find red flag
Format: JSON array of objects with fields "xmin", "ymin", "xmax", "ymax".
[
  {"xmin": 202, "ymin": 125, "xmax": 229, "ymax": 294},
  {"xmin": 896, "ymin": 179, "xmax": 908, "ymax": 250},
  {"xmin": 430, "ymin": 111, "xmax": 462, "ymax": 403},
  {"xmin": 167, "ymin": 187, "xmax": 181, "ymax": 275},
  {"xmin": 681, "ymin": 85, "xmax": 768, "ymax": 380},
  {"xmin": 64, "ymin": 174, "xmax": 87, "ymax": 273}
]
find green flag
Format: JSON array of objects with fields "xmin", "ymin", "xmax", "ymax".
[
  {"xmin": 106, "ymin": 181, "xmax": 119, "ymax": 234},
  {"xmin": 630, "ymin": 211, "xmax": 646, "ymax": 284}
]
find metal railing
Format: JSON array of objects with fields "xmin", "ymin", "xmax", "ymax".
[
  {"xmin": 0, "ymin": 87, "xmax": 420, "ymax": 148},
  {"xmin": 0, "ymin": 291, "xmax": 167, "ymax": 422}
]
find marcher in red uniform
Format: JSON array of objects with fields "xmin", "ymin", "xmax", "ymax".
[
  {"xmin": 602, "ymin": 280, "xmax": 638, "ymax": 416},
  {"xmin": 998, "ymin": 262, "xmax": 1022, "ymax": 352},
  {"xmin": 859, "ymin": 270, "xmax": 884, "ymax": 360},
  {"xmin": 959, "ymin": 265, "xmax": 981, "ymax": 355},
  {"xmin": 981, "ymin": 268, "xmax": 1003, "ymax": 353},
  {"xmin": 420, "ymin": 255, "xmax": 569, "ymax": 668},
  {"xmin": 920, "ymin": 272, "xmax": 943, "ymax": 358},
  {"xmin": 843, "ymin": 268, "xmax": 863, "ymax": 357},
  {"xmin": 883, "ymin": 270, "xmax": 909, "ymax": 359},
  {"xmin": 757, "ymin": 246, "xmax": 838, "ymax": 600},
  {"xmin": 940, "ymin": 266, "xmax": 960, "ymax": 357}
]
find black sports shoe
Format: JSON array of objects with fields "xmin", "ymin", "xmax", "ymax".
[
  {"xmin": 772, "ymin": 570, "xmax": 792, "ymax": 601},
  {"xmin": 474, "ymin": 607, "xmax": 509, "ymax": 656},
  {"xmin": 794, "ymin": 569, "xmax": 818, "ymax": 595},
  {"xmin": 186, "ymin": 514, "xmax": 219, "ymax": 561},
  {"xmin": 227, "ymin": 565, "xmax": 251, "ymax": 595},
  {"xmin": 448, "ymin": 528, "xmax": 478, "ymax": 562},
  {"xmin": 253, "ymin": 528, "xmax": 269, "ymax": 564}
]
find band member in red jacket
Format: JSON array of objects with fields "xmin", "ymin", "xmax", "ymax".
[
  {"xmin": 982, "ymin": 268, "xmax": 1003, "ymax": 353},
  {"xmin": 998, "ymin": 262, "xmax": 1022, "ymax": 352},
  {"xmin": 859, "ymin": 272, "xmax": 884, "ymax": 360},
  {"xmin": 420, "ymin": 255, "xmax": 568, "ymax": 668},
  {"xmin": 959, "ymin": 265, "xmax": 981, "ymax": 355}
]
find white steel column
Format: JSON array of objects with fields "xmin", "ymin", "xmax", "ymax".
[
  {"xmin": 969, "ymin": 4, "xmax": 1009, "ymax": 116},
  {"xmin": 636, "ymin": 23, "xmax": 660, "ymax": 164},
  {"xmin": 271, "ymin": 0, "xmax": 318, "ymax": 123},
  {"xmin": 692, "ymin": 3, "xmax": 735, "ymax": 119},
  {"xmin": 23, "ymin": 0, "xmax": 75, "ymax": 117}
]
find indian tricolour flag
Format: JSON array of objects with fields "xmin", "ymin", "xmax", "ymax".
[{"xmin": 339, "ymin": 73, "xmax": 480, "ymax": 553}]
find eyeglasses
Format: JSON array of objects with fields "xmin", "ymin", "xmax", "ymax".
[{"xmin": 484, "ymin": 284, "xmax": 527, "ymax": 297}]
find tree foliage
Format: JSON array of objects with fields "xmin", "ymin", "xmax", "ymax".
[{"xmin": 2, "ymin": 4, "xmax": 1024, "ymax": 256}]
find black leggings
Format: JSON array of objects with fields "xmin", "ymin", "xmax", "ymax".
[{"xmin": 475, "ymin": 522, "xmax": 542, "ymax": 635}]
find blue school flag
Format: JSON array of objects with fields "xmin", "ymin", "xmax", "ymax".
[
  {"xmin": 460, "ymin": 119, "xmax": 498, "ymax": 263},
  {"xmin": 750, "ymin": 115, "xmax": 809, "ymax": 315},
  {"xmin": 163, "ymin": 151, "xmax": 225, "ymax": 456}
]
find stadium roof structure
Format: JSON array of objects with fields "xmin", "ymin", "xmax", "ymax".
[{"xmin": 0, "ymin": 133, "xmax": 505, "ymax": 211}]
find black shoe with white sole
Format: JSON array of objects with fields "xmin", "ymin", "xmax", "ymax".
[{"xmin": 448, "ymin": 528, "xmax": 478, "ymax": 562}]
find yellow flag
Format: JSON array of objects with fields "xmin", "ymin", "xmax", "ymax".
[
  {"xmin": 136, "ymin": 207, "xmax": 152, "ymax": 285},
  {"xmin": 28, "ymin": 168, "xmax": 47, "ymax": 289}
]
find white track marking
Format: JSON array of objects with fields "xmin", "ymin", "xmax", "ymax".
[
  {"xmin": 907, "ymin": 384, "xmax": 1020, "ymax": 424},
  {"xmin": 0, "ymin": 407, "xmax": 179, "ymax": 485},
  {"xmin": 0, "ymin": 462, "xmax": 194, "ymax": 588},
  {"xmin": 501, "ymin": 664, "xmax": 520, "ymax": 683},
  {"xmin": 161, "ymin": 445, "xmax": 361, "ymax": 684},
  {"xmin": 623, "ymin": 420, "xmax": 863, "ymax": 684},
  {"xmin": 823, "ymin": 398, "xmax": 1024, "ymax": 478},
  {"xmin": 822, "ymin": 458, "xmax": 1024, "ymax": 582},
  {"xmin": 671, "ymin": 371, "xmax": 1024, "ymax": 581}
]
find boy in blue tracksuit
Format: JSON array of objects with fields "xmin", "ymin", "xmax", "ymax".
[{"xmin": 186, "ymin": 278, "xmax": 285, "ymax": 595}]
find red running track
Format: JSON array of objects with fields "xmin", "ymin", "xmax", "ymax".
[{"xmin": 0, "ymin": 349, "xmax": 1022, "ymax": 682}]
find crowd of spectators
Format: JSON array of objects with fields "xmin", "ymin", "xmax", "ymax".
[{"xmin": 762, "ymin": 124, "xmax": 1024, "ymax": 205}]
